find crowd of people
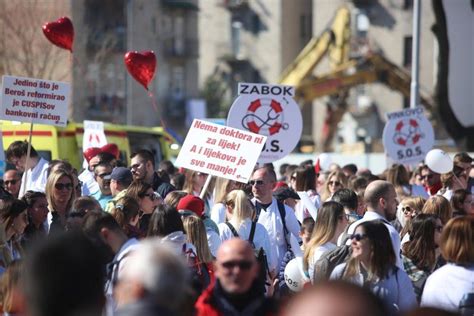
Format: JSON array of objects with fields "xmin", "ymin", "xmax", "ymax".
[{"xmin": 0, "ymin": 139, "xmax": 472, "ymax": 316}]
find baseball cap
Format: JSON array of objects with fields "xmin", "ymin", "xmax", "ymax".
[
  {"xmin": 110, "ymin": 167, "xmax": 133, "ymax": 184},
  {"xmin": 177, "ymin": 195, "xmax": 205, "ymax": 217}
]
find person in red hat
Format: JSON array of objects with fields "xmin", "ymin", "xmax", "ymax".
[{"xmin": 177, "ymin": 195, "xmax": 221, "ymax": 257}]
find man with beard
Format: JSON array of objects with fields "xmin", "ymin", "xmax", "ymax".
[
  {"xmin": 341, "ymin": 180, "xmax": 402, "ymax": 268},
  {"xmin": 82, "ymin": 211, "xmax": 139, "ymax": 316}
]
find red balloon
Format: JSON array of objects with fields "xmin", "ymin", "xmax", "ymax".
[
  {"xmin": 42, "ymin": 17, "xmax": 74, "ymax": 52},
  {"xmin": 124, "ymin": 51, "xmax": 157, "ymax": 90},
  {"xmin": 83, "ymin": 143, "xmax": 119, "ymax": 162}
]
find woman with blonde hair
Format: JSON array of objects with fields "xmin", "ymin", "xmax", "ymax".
[
  {"xmin": 422, "ymin": 195, "xmax": 452, "ymax": 225},
  {"xmin": 163, "ymin": 190, "xmax": 188, "ymax": 209},
  {"xmin": 183, "ymin": 215, "xmax": 214, "ymax": 264},
  {"xmin": 321, "ymin": 170, "xmax": 348, "ymax": 202},
  {"xmin": 45, "ymin": 169, "xmax": 76, "ymax": 234},
  {"xmin": 183, "ymin": 169, "xmax": 213, "ymax": 215},
  {"xmin": 421, "ymin": 216, "xmax": 474, "ymax": 311},
  {"xmin": 217, "ymin": 189, "xmax": 277, "ymax": 275},
  {"xmin": 398, "ymin": 196, "xmax": 426, "ymax": 243},
  {"xmin": 210, "ymin": 178, "xmax": 235, "ymax": 225},
  {"xmin": 304, "ymin": 201, "xmax": 348, "ymax": 282}
]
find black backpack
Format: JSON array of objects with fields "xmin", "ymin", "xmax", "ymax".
[{"xmin": 225, "ymin": 221, "xmax": 269, "ymax": 293}]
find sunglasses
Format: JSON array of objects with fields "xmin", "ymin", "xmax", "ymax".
[
  {"xmin": 97, "ymin": 173, "xmax": 111, "ymax": 179},
  {"xmin": 4, "ymin": 179, "xmax": 18, "ymax": 186},
  {"xmin": 420, "ymin": 174, "xmax": 434, "ymax": 180},
  {"xmin": 402, "ymin": 206, "xmax": 414, "ymax": 215},
  {"xmin": 249, "ymin": 180, "xmax": 265, "ymax": 186},
  {"xmin": 55, "ymin": 183, "xmax": 73, "ymax": 191},
  {"xmin": 328, "ymin": 181, "xmax": 341, "ymax": 186},
  {"xmin": 350, "ymin": 233, "xmax": 367, "ymax": 241},
  {"xmin": 143, "ymin": 192, "xmax": 161, "ymax": 201},
  {"xmin": 435, "ymin": 225, "xmax": 443, "ymax": 233},
  {"xmin": 221, "ymin": 260, "xmax": 253, "ymax": 270}
]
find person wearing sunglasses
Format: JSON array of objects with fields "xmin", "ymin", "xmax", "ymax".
[
  {"xmin": 321, "ymin": 170, "xmax": 348, "ymax": 202},
  {"xmin": 195, "ymin": 238, "xmax": 276, "ymax": 316},
  {"xmin": 331, "ymin": 220, "xmax": 417, "ymax": 314},
  {"xmin": 45, "ymin": 169, "xmax": 76, "ymax": 235},
  {"xmin": 91, "ymin": 161, "xmax": 114, "ymax": 210},
  {"xmin": 3, "ymin": 170, "xmax": 21, "ymax": 199},
  {"xmin": 420, "ymin": 164, "xmax": 442, "ymax": 196},
  {"xmin": 0, "ymin": 198, "xmax": 29, "ymax": 268},
  {"xmin": 125, "ymin": 180, "xmax": 161, "ymax": 234},
  {"xmin": 401, "ymin": 214, "xmax": 443, "ymax": 302}
]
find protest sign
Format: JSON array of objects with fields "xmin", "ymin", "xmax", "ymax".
[
  {"xmin": 83, "ymin": 120, "xmax": 107, "ymax": 150},
  {"xmin": 1, "ymin": 75, "xmax": 69, "ymax": 127},
  {"xmin": 227, "ymin": 83, "xmax": 302, "ymax": 163},
  {"xmin": 0, "ymin": 131, "xmax": 4, "ymax": 179},
  {"xmin": 382, "ymin": 107, "xmax": 434, "ymax": 165},
  {"xmin": 175, "ymin": 119, "xmax": 266, "ymax": 183}
]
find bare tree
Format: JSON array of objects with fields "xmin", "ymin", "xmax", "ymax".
[{"xmin": 0, "ymin": 0, "xmax": 70, "ymax": 81}]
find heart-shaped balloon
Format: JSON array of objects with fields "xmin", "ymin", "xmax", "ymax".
[
  {"xmin": 83, "ymin": 143, "xmax": 120, "ymax": 162},
  {"xmin": 42, "ymin": 17, "xmax": 74, "ymax": 52},
  {"xmin": 124, "ymin": 51, "xmax": 157, "ymax": 90}
]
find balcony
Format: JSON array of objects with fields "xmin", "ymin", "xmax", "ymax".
[
  {"xmin": 162, "ymin": 38, "xmax": 199, "ymax": 59},
  {"xmin": 161, "ymin": 0, "xmax": 199, "ymax": 11}
]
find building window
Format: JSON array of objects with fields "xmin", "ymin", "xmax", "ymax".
[
  {"xmin": 403, "ymin": 0, "xmax": 413, "ymax": 10},
  {"xmin": 403, "ymin": 36, "xmax": 413, "ymax": 68},
  {"xmin": 171, "ymin": 66, "xmax": 185, "ymax": 99}
]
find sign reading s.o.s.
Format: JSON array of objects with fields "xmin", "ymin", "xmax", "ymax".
[
  {"xmin": 382, "ymin": 107, "xmax": 434, "ymax": 165},
  {"xmin": 227, "ymin": 83, "xmax": 302, "ymax": 163}
]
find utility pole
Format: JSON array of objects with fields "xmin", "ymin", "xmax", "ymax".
[{"xmin": 410, "ymin": 0, "xmax": 421, "ymax": 109}]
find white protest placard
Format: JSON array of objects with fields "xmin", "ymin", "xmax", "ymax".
[
  {"xmin": 227, "ymin": 83, "xmax": 302, "ymax": 163},
  {"xmin": 83, "ymin": 120, "xmax": 107, "ymax": 150},
  {"xmin": 382, "ymin": 107, "xmax": 434, "ymax": 165},
  {"xmin": 0, "ymin": 130, "xmax": 4, "ymax": 179},
  {"xmin": 297, "ymin": 191, "xmax": 318, "ymax": 221},
  {"xmin": 1, "ymin": 75, "xmax": 70, "ymax": 127},
  {"xmin": 175, "ymin": 119, "xmax": 267, "ymax": 183}
]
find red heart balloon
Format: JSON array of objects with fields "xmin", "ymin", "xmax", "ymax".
[
  {"xmin": 124, "ymin": 51, "xmax": 157, "ymax": 90},
  {"xmin": 101, "ymin": 143, "xmax": 119, "ymax": 159},
  {"xmin": 42, "ymin": 17, "xmax": 74, "ymax": 52}
]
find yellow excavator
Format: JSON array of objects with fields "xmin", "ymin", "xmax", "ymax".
[{"xmin": 279, "ymin": 6, "xmax": 433, "ymax": 151}]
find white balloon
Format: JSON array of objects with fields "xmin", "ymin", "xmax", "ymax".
[
  {"xmin": 284, "ymin": 257, "xmax": 308, "ymax": 292},
  {"xmin": 425, "ymin": 149, "xmax": 453, "ymax": 174},
  {"xmin": 318, "ymin": 153, "xmax": 332, "ymax": 171}
]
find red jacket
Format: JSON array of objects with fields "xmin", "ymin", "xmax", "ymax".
[{"xmin": 194, "ymin": 281, "xmax": 275, "ymax": 316}]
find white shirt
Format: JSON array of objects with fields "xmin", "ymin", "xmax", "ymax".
[
  {"xmin": 294, "ymin": 190, "xmax": 321, "ymax": 223},
  {"xmin": 79, "ymin": 168, "xmax": 99, "ymax": 197},
  {"xmin": 340, "ymin": 210, "xmax": 403, "ymax": 269},
  {"xmin": 252, "ymin": 198, "xmax": 301, "ymax": 269},
  {"xmin": 206, "ymin": 228, "xmax": 221, "ymax": 258},
  {"xmin": 218, "ymin": 218, "xmax": 277, "ymax": 273},
  {"xmin": 210, "ymin": 202, "xmax": 226, "ymax": 225},
  {"xmin": 421, "ymin": 263, "xmax": 474, "ymax": 312},
  {"xmin": 308, "ymin": 242, "xmax": 337, "ymax": 282},
  {"xmin": 19, "ymin": 157, "xmax": 49, "ymax": 198}
]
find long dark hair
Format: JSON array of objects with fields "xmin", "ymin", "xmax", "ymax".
[
  {"xmin": 294, "ymin": 165, "xmax": 316, "ymax": 191},
  {"xmin": 344, "ymin": 221, "xmax": 395, "ymax": 282},
  {"xmin": 402, "ymin": 214, "xmax": 439, "ymax": 270}
]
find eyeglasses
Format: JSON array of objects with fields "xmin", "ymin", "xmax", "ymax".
[
  {"xmin": 55, "ymin": 183, "xmax": 73, "ymax": 191},
  {"xmin": 249, "ymin": 180, "xmax": 265, "ymax": 186},
  {"xmin": 350, "ymin": 233, "xmax": 367, "ymax": 241},
  {"xmin": 328, "ymin": 181, "xmax": 341, "ymax": 186},
  {"xmin": 4, "ymin": 179, "xmax": 18, "ymax": 186},
  {"xmin": 97, "ymin": 173, "xmax": 111, "ymax": 179},
  {"xmin": 402, "ymin": 206, "xmax": 414, "ymax": 215},
  {"xmin": 221, "ymin": 260, "xmax": 253, "ymax": 270},
  {"xmin": 143, "ymin": 192, "xmax": 161, "ymax": 202},
  {"xmin": 420, "ymin": 174, "xmax": 434, "ymax": 180},
  {"xmin": 435, "ymin": 225, "xmax": 443, "ymax": 233}
]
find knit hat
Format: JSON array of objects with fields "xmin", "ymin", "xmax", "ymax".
[{"xmin": 177, "ymin": 195, "xmax": 205, "ymax": 217}]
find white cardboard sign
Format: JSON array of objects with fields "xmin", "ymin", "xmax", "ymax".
[
  {"xmin": 227, "ymin": 83, "xmax": 302, "ymax": 163},
  {"xmin": 83, "ymin": 120, "xmax": 108, "ymax": 150},
  {"xmin": 175, "ymin": 119, "xmax": 266, "ymax": 183},
  {"xmin": 1, "ymin": 75, "xmax": 70, "ymax": 127},
  {"xmin": 382, "ymin": 107, "xmax": 434, "ymax": 165}
]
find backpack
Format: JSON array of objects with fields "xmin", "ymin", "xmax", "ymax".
[
  {"xmin": 312, "ymin": 244, "xmax": 352, "ymax": 283},
  {"xmin": 225, "ymin": 221, "xmax": 269, "ymax": 293},
  {"xmin": 182, "ymin": 243, "xmax": 211, "ymax": 295}
]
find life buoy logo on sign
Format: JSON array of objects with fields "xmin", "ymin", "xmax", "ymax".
[
  {"xmin": 392, "ymin": 119, "xmax": 423, "ymax": 147},
  {"xmin": 227, "ymin": 83, "xmax": 302, "ymax": 163},
  {"xmin": 242, "ymin": 98, "xmax": 289, "ymax": 135},
  {"xmin": 383, "ymin": 107, "xmax": 434, "ymax": 165}
]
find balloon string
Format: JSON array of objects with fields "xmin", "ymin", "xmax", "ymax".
[
  {"xmin": 71, "ymin": 55, "xmax": 94, "ymax": 91},
  {"xmin": 147, "ymin": 90, "xmax": 159, "ymax": 113}
]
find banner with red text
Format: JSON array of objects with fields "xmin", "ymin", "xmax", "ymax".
[
  {"xmin": 1, "ymin": 75, "xmax": 70, "ymax": 127},
  {"xmin": 175, "ymin": 119, "xmax": 267, "ymax": 183}
]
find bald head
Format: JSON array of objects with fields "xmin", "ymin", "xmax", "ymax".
[
  {"xmin": 364, "ymin": 180, "xmax": 393, "ymax": 209},
  {"xmin": 215, "ymin": 238, "xmax": 258, "ymax": 294},
  {"xmin": 281, "ymin": 281, "xmax": 387, "ymax": 316}
]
